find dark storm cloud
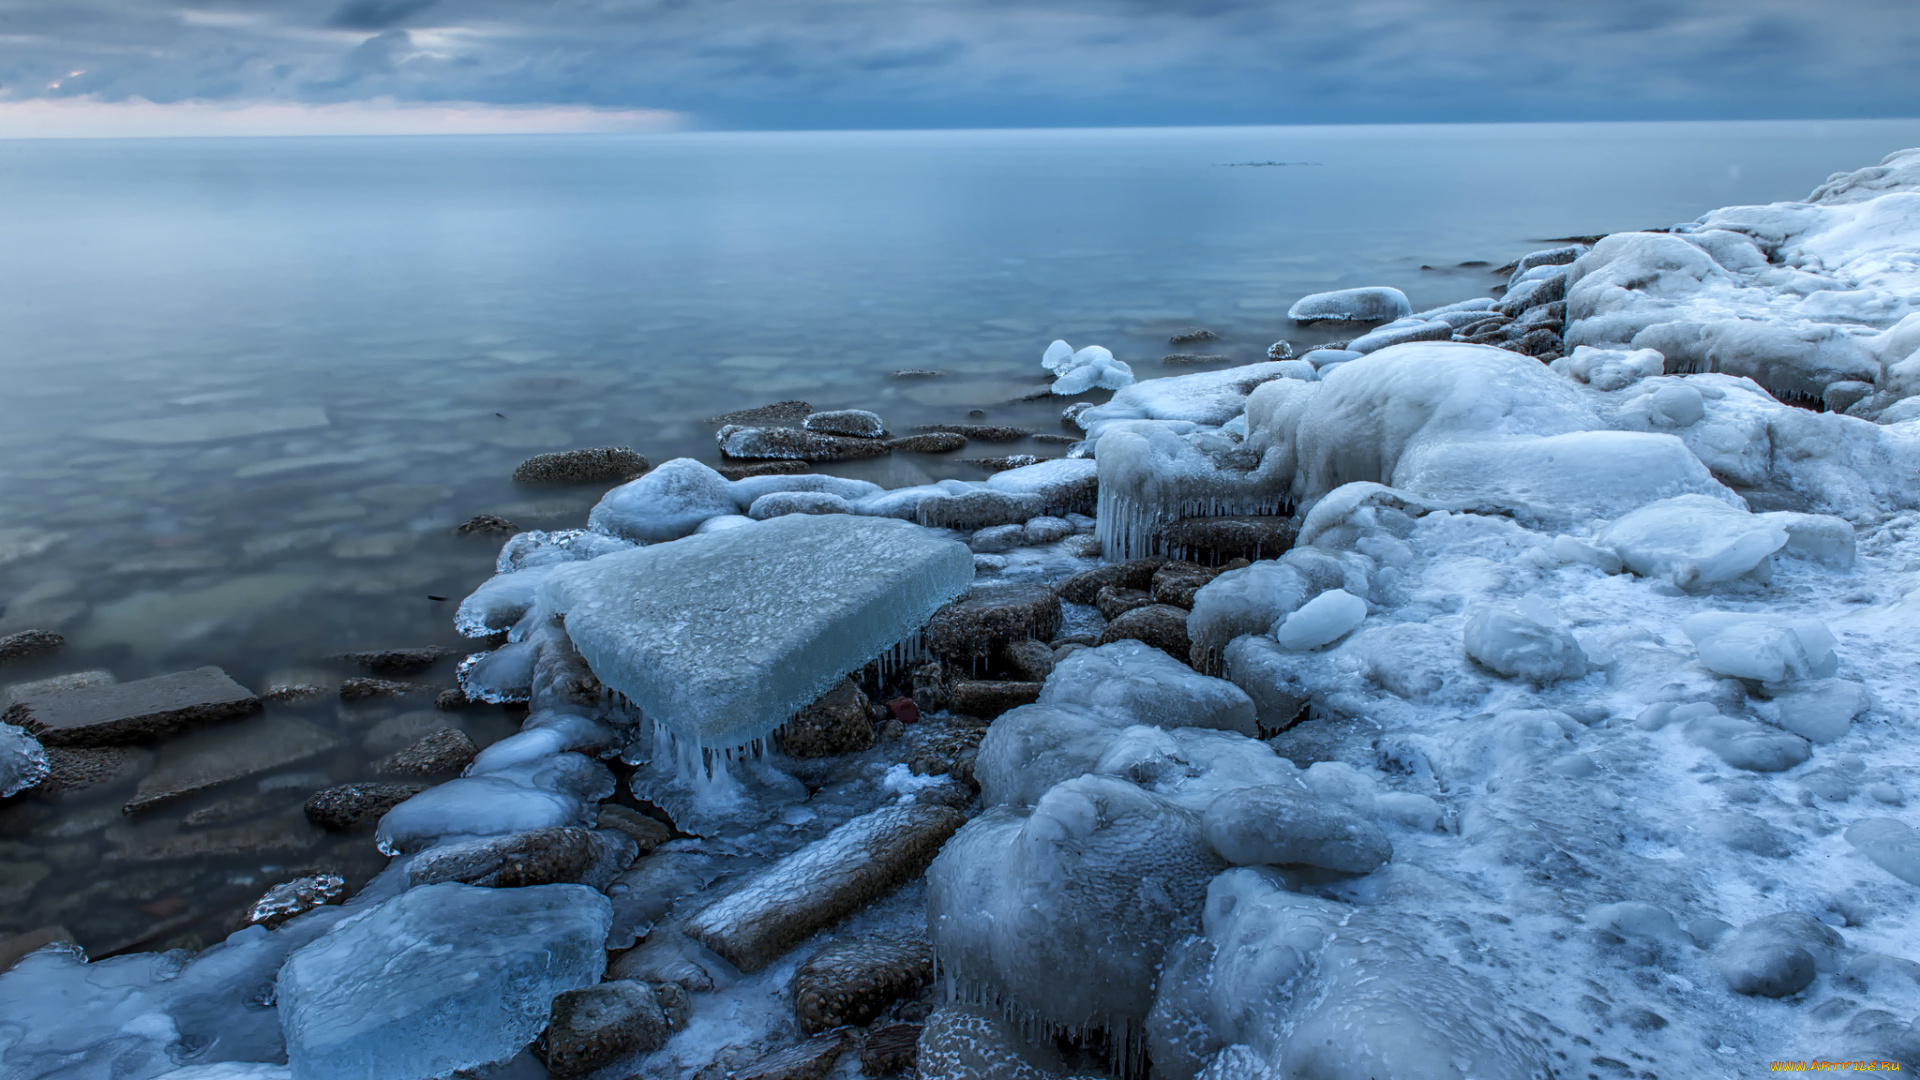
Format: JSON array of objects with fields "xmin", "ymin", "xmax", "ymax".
[{"xmin": 0, "ymin": 0, "xmax": 1912, "ymax": 128}]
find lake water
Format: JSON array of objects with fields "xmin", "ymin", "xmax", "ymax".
[{"xmin": 4, "ymin": 118, "xmax": 1920, "ymax": 953}]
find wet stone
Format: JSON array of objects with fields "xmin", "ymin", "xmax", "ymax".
[
  {"xmin": 262, "ymin": 683, "xmax": 329, "ymax": 705},
  {"xmin": 1000, "ymin": 639, "xmax": 1055, "ymax": 683},
  {"xmin": 718, "ymin": 460, "xmax": 812, "ymax": 480},
  {"xmin": 0, "ymin": 630, "xmax": 62, "ymax": 666},
  {"xmin": 804, "ymin": 410, "xmax": 886, "ymax": 438},
  {"xmin": 719, "ymin": 425, "xmax": 892, "ymax": 462},
  {"xmin": 709, "ymin": 400, "xmax": 813, "ymax": 427},
  {"xmin": 911, "ymin": 660, "xmax": 950, "ymax": 714},
  {"xmin": 948, "ymin": 680, "xmax": 1041, "ymax": 720},
  {"xmin": 779, "ymin": 678, "xmax": 879, "ymax": 759},
  {"xmin": 794, "ymin": 935, "xmax": 935, "ymax": 1033},
  {"xmin": 4, "ymin": 666, "xmax": 259, "ymax": 748},
  {"xmin": 960, "ymin": 455, "xmax": 1045, "ymax": 474},
  {"xmin": 434, "ymin": 688, "xmax": 475, "ymax": 710},
  {"xmin": 245, "ymin": 873, "xmax": 346, "ymax": 930},
  {"xmin": 124, "ymin": 715, "xmax": 342, "ymax": 814},
  {"xmin": 861, "ymin": 1022, "xmax": 922, "ymax": 1076},
  {"xmin": 596, "ymin": 804, "xmax": 673, "ymax": 854},
  {"xmin": 1095, "ymin": 585, "xmax": 1157, "ymax": 621},
  {"xmin": 407, "ymin": 826, "xmax": 638, "ymax": 890},
  {"xmin": 731, "ymin": 1029, "xmax": 859, "ymax": 1080},
  {"xmin": 1055, "ymin": 558, "xmax": 1165, "ymax": 604},
  {"xmin": 333, "ymin": 647, "xmax": 457, "ymax": 676},
  {"xmin": 511, "ymin": 447, "xmax": 650, "ymax": 485},
  {"xmin": 1168, "ymin": 327, "xmax": 1219, "ymax": 345},
  {"xmin": 1153, "ymin": 515, "xmax": 1298, "ymax": 565},
  {"xmin": 891, "ymin": 369, "xmax": 944, "ymax": 379},
  {"xmin": 545, "ymin": 979, "xmax": 683, "ymax": 1078},
  {"xmin": 304, "ymin": 781, "xmax": 427, "ymax": 831},
  {"xmin": 33, "ymin": 745, "xmax": 151, "ymax": 797},
  {"xmin": 375, "ymin": 727, "xmax": 477, "ymax": 777},
  {"xmin": 339, "ymin": 677, "xmax": 430, "ymax": 701},
  {"xmin": 912, "ymin": 424, "xmax": 1031, "ymax": 443},
  {"xmin": 1151, "ymin": 560, "xmax": 1219, "ymax": 610},
  {"xmin": 928, "ymin": 586, "xmax": 1063, "ymax": 672},
  {"xmin": 1163, "ymin": 353, "xmax": 1232, "ymax": 366},
  {"xmin": 884, "ymin": 432, "xmax": 968, "ymax": 454},
  {"xmin": 1100, "ymin": 603, "xmax": 1194, "ymax": 663},
  {"xmin": 456, "ymin": 514, "xmax": 520, "ymax": 537}
]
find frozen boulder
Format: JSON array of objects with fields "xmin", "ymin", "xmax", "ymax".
[
  {"xmin": 1201, "ymin": 784, "xmax": 1391, "ymax": 872},
  {"xmin": 1094, "ymin": 420, "xmax": 1292, "ymax": 560},
  {"xmin": 1463, "ymin": 607, "xmax": 1588, "ymax": 684},
  {"xmin": 973, "ymin": 703, "xmax": 1130, "ymax": 807},
  {"xmin": 588, "ymin": 457, "xmax": 736, "ymax": 542},
  {"xmin": 545, "ymin": 514, "xmax": 972, "ymax": 749},
  {"xmin": 1683, "ymin": 713, "xmax": 1811, "ymax": 772},
  {"xmin": 1682, "ymin": 612, "xmax": 1837, "ymax": 685},
  {"xmin": 1551, "ymin": 346, "xmax": 1666, "ymax": 391},
  {"xmin": 985, "ymin": 457, "xmax": 1099, "ymax": 517},
  {"xmin": 716, "ymin": 425, "xmax": 890, "ymax": 462},
  {"xmin": 1714, "ymin": 913, "xmax": 1844, "ymax": 997},
  {"xmin": 1036, "ymin": 640, "xmax": 1257, "ymax": 736},
  {"xmin": 1042, "ymin": 340, "xmax": 1135, "ymax": 394},
  {"xmin": 747, "ymin": 490, "xmax": 852, "ymax": 520},
  {"xmin": 278, "ymin": 883, "xmax": 611, "ymax": 1080},
  {"xmin": 373, "ymin": 774, "xmax": 589, "ymax": 855},
  {"xmin": 1288, "ymin": 286, "xmax": 1412, "ymax": 323},
  {"xmin": 1347, "ymin": 318, "xmax": 1451, "ymax": 354},
  {"xmin": 1075, "ymin": 361, "xmax": 1305, "ymax": 442},
  {"xmin": 1845, "ymin": 818, "xmax": 1920, "ymax": 886},
  {"xmin": 1601, "ymin": 494, "xmax": 1789, "ymax": 589},
  {"xmin": 1271, "ymin": 588, "xmax": 1366, "ymax": 651}
]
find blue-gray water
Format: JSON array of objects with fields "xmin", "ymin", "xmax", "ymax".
[{"xmin": 3, "ymin": 118, "xmax": 1920, "ymax": 951}]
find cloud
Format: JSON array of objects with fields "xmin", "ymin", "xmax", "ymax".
[
  {"xmin": 328, "ymin": 0, "xmax": 439, "ymax": 31},
  {"xmin": 0, "ymin": 95, "xmax": 685, "ymax": 137}
]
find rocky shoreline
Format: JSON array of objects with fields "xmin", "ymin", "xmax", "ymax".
[{"xmin": 6, "ymin": 148, "xmax": 1920, "ymax": 1079}]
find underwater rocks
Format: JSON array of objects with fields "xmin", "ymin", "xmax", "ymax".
[
  {"xmin": 331, "ymin": 646, "xmax": 456, "ymax": 675},
  {"xmin": 303, "ymin": 781, "xmax": 428, "ymax": 831},
  {"xmin": 512, "ymin": 446, "xmax": 651, "ymax": 485},
  {"xmin": 4, "ymin": 666, "xmax": 259, "ymax": 748},
  {"xmin": 0, "ymin": 629, "xmax": 62, "ymax": 666},
  {"xmin": 886, "ymin": 432, "xmax": 969, "ymax": 454}
]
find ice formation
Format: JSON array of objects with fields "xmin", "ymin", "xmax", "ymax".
[
  {"xmin": 1, "ymin": 721, "xmax": 48, "ymax": 796},
  {"xmin": 1286, "ymin": 285, "xmax": 1412, "ymax": 323},
  {"xmin": 1042, "ymin": 340, "xmax": 1136, "ymax": 394},
  {"xmin": 544, "ymin": 513, "xmax": 973, "ymax": 748}
]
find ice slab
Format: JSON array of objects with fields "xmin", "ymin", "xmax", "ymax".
[
  {"xmin": 278, "ymin": 882, "xmax": 610, "ymax": 1080},
  {"xmin": 545, "ymin": 514, "xmax": 972, "ymax": 747}
]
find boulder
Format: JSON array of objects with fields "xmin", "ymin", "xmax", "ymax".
[
  {"xmin": 928, "ymin": 586, "xmax": 1063, "ymax": 672},
  {"xmin": 4, "ymin": 666, "xmax": 259, "ymax": 747},
  {"xmin": 1098, "ymin": 604, "xmax": 1193, "ymax": 663},
  {"xmin": 303, "ymin": 782, "xmax": 429, "ymax": 831},
  {"xmin": 793, "ymin": 935, "xmax": 934, "ymax": 1032},
  {"xmin": 779, "ymin": 678, "xmax": 879, "ymax": 758},
  {"xmin": 512, "ymin": 447, "xmax": 650, "ymax": 485}
]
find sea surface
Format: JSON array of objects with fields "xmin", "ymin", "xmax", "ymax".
[{"xmin": 3, "ymin": 118, "xmax": 1919, "ymax": 952}]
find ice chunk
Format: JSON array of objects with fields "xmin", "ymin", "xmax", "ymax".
[
  {"xmin": 1845, "ymin": 818, "xmax": 1920, "ymax": 885},
  {"xmin": 0, "ymin": 948, "xmax": 184, "ymax": 1080},
  {"xmin": 1754, "ymin": 679, "xmax": 1871, "ymax": 743},
  {"xmin": 973, "ymin": 703, "xmax": 1128, "ymax": 806},
  {"xmin": 588, "ymin": 458, "xmax": 737, "ymax": 542},
  {"xmin": 983, "ymin": 457, "xmax": 1098, "ymax": 517},
  {"xmin": 1094, "ymin": 421, "xmax": 1292, "ymax": 560},
  {"xmin": 155, "ymin": 1066, "xmax": 292, "ymax": 1079},
  {"xmin": 373, "ymin": 774, "xmax": 588, "ymax": 854},
  {"xmin": 1463, "ymin": 606, "xmax": 1589, "ymax": 683},
  {"xmin": 1551, "ymin": 345, "xmax": 1666, "ymax": 390},
  {"xmin": 1584, "ymin": 901, "xmax": 1685, "ymax": 943},
  {"xmin": 1041, "ymin": 341, "xmax": 1135, "ymax": 394},
  {"xmin": 1186, "ymin": 560, "xmax": 1310, "ymax": 673},
  {"xmin": 545, "ymin": 514, "xmax": 972, "ymax": 748},
  {"xmin": 278, "ymin": 882, "xmax": 610, "ymax": 1080},
  {"xmin": 1683, "ymin": 713, "xmax": 1811, "ymax": 772},
  {"xmin": 1601, "ymin": 494, "xmax": 1789, "ymax": 590},
  {"xmin": 1287, "ymin": 286, "xmax": 1411, "ymax": 323},
  {"xmin": 1270, "ymin": 588, "xmax": 1366, "ymax": 651},
  {"xmin": 457, "ymin": 640, "xmax": 536, "ymax": 704},
  {"xmin": 1201, "ymin": 784, "xmax": 1391, "ymax": 872},
  {"xmin": 1036, "ymin": 640, "xmax": 1257, "ymax": 736},
  {"xmin": 1076, "ymin": 361, "xmax": 1306, "ymax": 442},
  {"xmin": 1, "ymin": 721, "xmax": 48, "ymax": 797},
  {"xmin": 746, "ymin": 490, "xmax": 851, "ymax": 519},
  {"xmin": 1396, "ymin": 428, "xmax": 1735, "ymax": 525},
  {"xmin": 727, "ymin": 472, "xmax": 882, "ymax": 509},
  {"xmin": 453, "ymin": 571, "xmax": 544, "ymax": 637},
  {"xmin": 1682, "ymin": 612, "xmax": 1837, "ymax": 685},
  {"xmin": 1347, "ymin": 318, "xmax": 1451, "ymax": 354},
  {"xmin": 495, "ymin": 529, "xmax": 636, "ymax": 575}
]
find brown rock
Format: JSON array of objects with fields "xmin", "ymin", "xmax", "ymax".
[
  {"xmin": 1099, "ymin": 604, "xmax": 1193, "ymax": 663},
  {"xmin": 245, "ymin": 873, "xmax": 345, "ymax": 930},
  {"xmin": 1151, "ymin": 560, "xmax": 1219, "ymax": 609},
  {"xmin": 434, "ymin": 687, "xmax": 474, "ymax": 710},
  {"xmin": 861, "ymin": 1022, "xmax": 922, "ymax": 1076},
  {"xmin": 794, "ymin": 936, "xmax": 934, "ymax": 1033},
  {"xmin": 1163, "ymin": 353, "xmax": 1233, "ymax": 365},
  {"xmin": 884, "ymin": 432, "xmax": 967, "ymax": 454},
  {"xmin": 928, "ymin": 586, "xmax": 1062, "ymax": 672},
  {"xmin": 544, "ymin": 980, "xmax": 683, "ymax": 1077},
  {"xmin": 262, "ymin": 683, "xmax": 328, "ymax": 704},
  {"xmin": 406, "ymin": 826, "xmax": 637, "ymax": 890},
  {"xmin": 3, "ymin": 666, "xmax": 259, "ymax": 748},
  {"xmin": 33, "ymin": 745, "xmax": 150, "ymax": 797},
  {"xmin": 105, "ymin": 814, "xmax": 320, "ymax": 863},
  {"xmin": 374, "ymin": 727, "xmax": 477, "ymax": 777},
  {"xmin": 732, "ymin": 1029, "xmax": 859, "ymax": 1080},
  {"xmin": 511, "ymin": 447, "xmax": 649, "ymax": 485},
  {"xmin": 908, "ymin": 727, "xmax": 986, "ymax": 788},
  {"xmin": 910, "ymin": 660, "xmax": 949, "ymax": 714},
  {"xmin": 999, "ymin": 639, "xmax": 1054, "ymax": 683},
  {"xmin": 717, "ymin": 460, "xmax": 812, "ymax": 480},
  {"xmin": 911, "ymin": 424, "xmax": 1031, "ymax": 443},
  {"xmin": 597, "ymin": 804, "xmax": 673, "ymax": 854},
  {"xmin": 1168, "ymin": 327, "xmax": 1220, "ymax": 345},
  {"xmin": 708, "ymin": 400, "xmax": 812, "ymax": 427},
  {"xmin": 778, "ymin": 678, "xmax": 878, "ymax": 758},
  {"xmin": 339, "ymin": 677, "xmax": 428, "ymax": 701},
  {"xmin": 1054, "ymin": 558, "xmax": 1165, "ymax": 604},
  {"xmin": 947, "ymin": 680, "xmax": 1040, "ymax": 720},
  {"xmin": 455, "ymin": 514, "xmax": 519, "ymax": 536},
  {"xmin": 0, "ymin": 630, "xmax": 62, "ymax": 666},
  {"xmin": 332, "ymin": 647, "xmax": 456, "ymax": 675},
  {"xmin": 303, "ymin": 781, "xmax": 426, "ymax": 831},
  {"xmin": 1094, "ymin": 585, "xmax": 1156, "ymax": 621}
]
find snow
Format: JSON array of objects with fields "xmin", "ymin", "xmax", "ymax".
[
  {"xmin": 1041, "ymin": 340, "xmax": 1135, "ymax": 394},
  {"xmin": 278, "ymin": 883, "xmax": 610, "ymax": 1080},
  {"xmin": 544, "ymin": 513, "xmax": 973, "ymax": 749},
  {"xmin": 1286, "ymin": 286, "xmax": 1411, "ymax": 323}
]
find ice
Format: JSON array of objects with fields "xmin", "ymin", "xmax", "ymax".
[
  {"xmin": 1041, "ymin": 340, "xmax": 1135, "ymax": 394},
  {"xmin": 746, "ymin": 490, "xmax": 851, "ymax": 519},
  {"xmin": 1200, "ymin": 784, "xmax": 1391, "ymax": 872},
  {"xmin": 1845, "ymin": 818, "xmax": 1920, "ymax": 885},
  {"xmin": 278, "ymin": 882, "xmax": 610, "ymax": 1080},
  {"xmin": 973, "ymin": 702, "xmax": 1134, "ymax": 807},
  {"xmin": 457, "ymin": 640, "xmax": 537, "ymax": 703},
  {"xmin": 1462, "ymin": 606, "xmax": 1589, "ymax": 684},
  {"xmin": 1094, "ymin": 421, "xmax": 1291, "ymax": 560},
  {"xmin": 1600, "ymin": 494, "xmax": 1789, "ymax": 589},
  {"xmin": 494, "ymin": 529, "xmax": 635, "ymax": 574},
  {"xmin": 1186, "ymin": 560, "xmax": 1310, "ymax": 673},
  {"xmin": 1036, "ymin": 640, "xmax": 1258, "ymax": 736},
  {"xmin": 1550, "ymin": 345, "xmax": 1666, "ymax": 391},
  {"xmin": 0, "ymin": 948, "xmax": 184, "ymax": 1080},
  {"xmin": 1346, "ymin": 318, "xmax": 1451, "ymax": 354},
  {"xmin": 984, "ymin": 457, "xmax": 1099, "ymax": 517},
  {"xmin": 154, "ymin": 1066, "xmax": 291, "ymax": 1079},
  {"xmin": 1682, "ymin": 712, "xmax": 1810, "ymax": 772},
  {"xmin": 727, "ymin": 473, "xmax": 882, "ymax": 509},
  {"xmin": 588, "ymin": 457, "xmax": 738, "ymax": 542},
  {"xmin": 373, "ymin": 774, "xmax": 589, "ymax": 854},
  {"xmin": 453, "ymin": 570, "xmax": 544, "ymax": 637},
  {"xmin": 1075, "ymin": 361, "xmax": 1306, "ymax": 442},
  {"xmin": 1270, "ymin": 587, "xmax": 1365, "ymax": 651},
  {"xmin": 545, "ymin": 513, "xmax": 972, "ymax": 748},
  {"xmin": 1753, "ymin": 678, "xmax": 1871, "ymax": 743},
  {"xmin": 1, "ymin": 721, "xmax": 48, "ymax": 797},
  {"xmin": 1286, "ymin": 286, "xmax": 1411, "ymax": 323},
  {"xmin": 1681, "ymin": 611, "xmax": 1837, "ymax": 685}
]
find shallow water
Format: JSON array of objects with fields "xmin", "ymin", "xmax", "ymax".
[{"xmin": 3, "ymin": 118, "xmax": 1920, "ymax": 952}]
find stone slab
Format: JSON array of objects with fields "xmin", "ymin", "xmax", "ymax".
[
  {"xmin": 3, "ymin": 666, "xmax": 260, "ymax": 748},
  {"xmin": 124, "ymin": 714, "xmax": 342, "ymax": 813}
]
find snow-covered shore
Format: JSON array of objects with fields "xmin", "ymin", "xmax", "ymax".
[{"xmin": 6, "ymin": 149, "xmax": 1920, "ymax": 1080}]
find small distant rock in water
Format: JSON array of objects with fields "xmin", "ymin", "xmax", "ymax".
[
  {"xmin": 332, "ymin": 647, "xmax": 456, "ymax": 676},
  {"xmin": 1168, "ymin": 327, "xmax": 1219, "ymax": 345},
  {"xmin": 1030, "ymin": 433, "xmax": 1077, "ymax": 445},
  {"xmin": 339, "ymin": 677, "xmax": 430, "ymax": 701},
  {"xmin": 434, "ymin": 687, "xmax": 475, "ymax": 710},
  {"xmin": 802, "ymin": 409, "xmax": 886, "ymax": 438},
  {"xmin": 708, "ymin": 400, "xmax": 812, "ymax": 427},
  {"xmin": 1267, "ymin": 340, "xmax": 1295, "ymax": 360},
  {"xmin": 717, "ymin": 460, "xmax": 811, "ymax": 480},
  {"xmin": 0, "ymin": 630, "xmax": 62, "ymax": 666},
  {"xmin": 304, "ymin": 781, "xmax": 428, "ymax": 831},
  {"xmin": 966, "ymin": 409, "xmax": 987, "ymax": 419},
  {"xmin": 456, "ymin": 514, "xmax": 519, "ymax": 537},
  {"xmin": 960, "ymin": 455, "xmax": 1043, "ymax": 474},
  {"xmin": 717, "ymin": 425, "xmax": 891, "ymax": 462},
  {"xmin": 890, "ymin": 369, "xmax": 944, "ymax": 379},
  {"xmin": 1163, "ymin": 353, "xmax": 1231, "ymax": 366},
  {"xmin": 246, "ymin": 873, "xmax": 346, "ymax": 930},
  {"xmin": 375, "ymin": 727, "xmax": 478, "ymax": 777},
  {"xmin": 263, "ymin": 683, "xmax": 329, "ymax": 705},
  {"xmin": 914, "ymin": 423, "xmax": 1031, "ymax": 443},
  {"xmin": 885, "ymin": 432, "xmax": 967, "ymax": 454},
  {"xmin": 511, "ymin": 447, "xmax": 650, "ymax": 485}
]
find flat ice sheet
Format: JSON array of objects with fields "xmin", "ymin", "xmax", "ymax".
[{"xmin": 545, "ymin": 514, "xmax": 973, "ymax": 747}]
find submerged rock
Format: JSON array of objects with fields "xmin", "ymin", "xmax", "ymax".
[
  {"xmin": 0, "ymin": 630, "xmax": 62, "ymax": 666},
  {"xmin": 511, "ymin": 447, "xmax": 650, "ymax": 485},
  {"xmin": 331, "ymin": 647, "xmax": 456, "ymax": 675},
  {"xmin": 886, "ymin": 432, "xmax": 968, "ymax": 454},
  {"xmin": 5, "ymin": 666, "xmax": 260, "ymax": 748}
]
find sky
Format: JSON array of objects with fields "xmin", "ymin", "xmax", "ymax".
[{"xmin": 0, "ymin": 0, "xmax": 1915, "ymax": 135}]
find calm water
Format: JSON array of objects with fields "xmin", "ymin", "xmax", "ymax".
[{"xmin": 3, "ymin": 119, "xmax": 1920, "ymax": 951}]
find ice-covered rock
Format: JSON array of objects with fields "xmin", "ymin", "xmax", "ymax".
[
  {"xmin": 0, "ymin": 722, "xmax": 47, "ymax": 797},
  {"xmin": 1036, "ymin": 640, "xmax": 1257, "ymax": 736},
  {"xmin": 545, "ymin": 514, "xmax": 971, "ymax": 749},
  {"xmin": 588, "ymin": 457, "xmax": 737, "ymax": 542},
  {"xmin": 1271, "ymin": 587, "xmax": 1366, "ymax": 650},
  {"xmin": 1463, "ymin": 606, "xmax": 1589, "ymax": 684},
  {"xmin": 1075, "ymin": 361, "xmax": 1306, "ymax": 442},
  {"xmin": 1201, "ymin": 784, "xmax": 1391, "ymax": 872},
  {"xmin": 1713, "ymin": 912, "xmax": 1845, "ymax": 997},
  {"xmin": 1754, "ymin": 679, "xmax": 1871, "ymax": 743},
  {"xmin": 1682, "ymin": 712, "xmax": 1811, "ymax": 772},
  {"xmin": 1550, "ymin": 345, "xmax": 1666, "ymax": 391},
  {"xmin": 1287, "ymin": 286, "xmax": 1412, "ymax": 323},
  {"xmin": 1094, "ymin": 420, "xmax": 1291, "ymax": 560},
  {"xmin": 1601, "ymin": 494, "xmax": 1789, "ymax": 589},
  {"xmin": 1042, "ymin": 340, "xmax": 1135, "ymax": 394},
  {"xmin": 278, "ymin": 882, "xmax": 611, "ymax": 1080},
  {"xmin": 372, "ymin": 773, "xmax": 591, "ymax": 855},
  {"xmin": 1347, "ymin": 318, "xmax": 1451, "ymax": 354},
  {"xmin": 1682, "ymin": 611, "xmax": 1837, "ymax": 685},
  {"xmin": 747, "ymin": 490, "xmax": 852, "ymax": 519},
  {"xmin": 1845, "ymin": 818, "xmax": 1920, "ymax": 886},
  {"xmin": 984, "ymin": 457, "xmax": 1099, "ymax": 517},
  {"xmin": 803, "ymin": 409, "xmax": 885, "ymax": 438}
]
